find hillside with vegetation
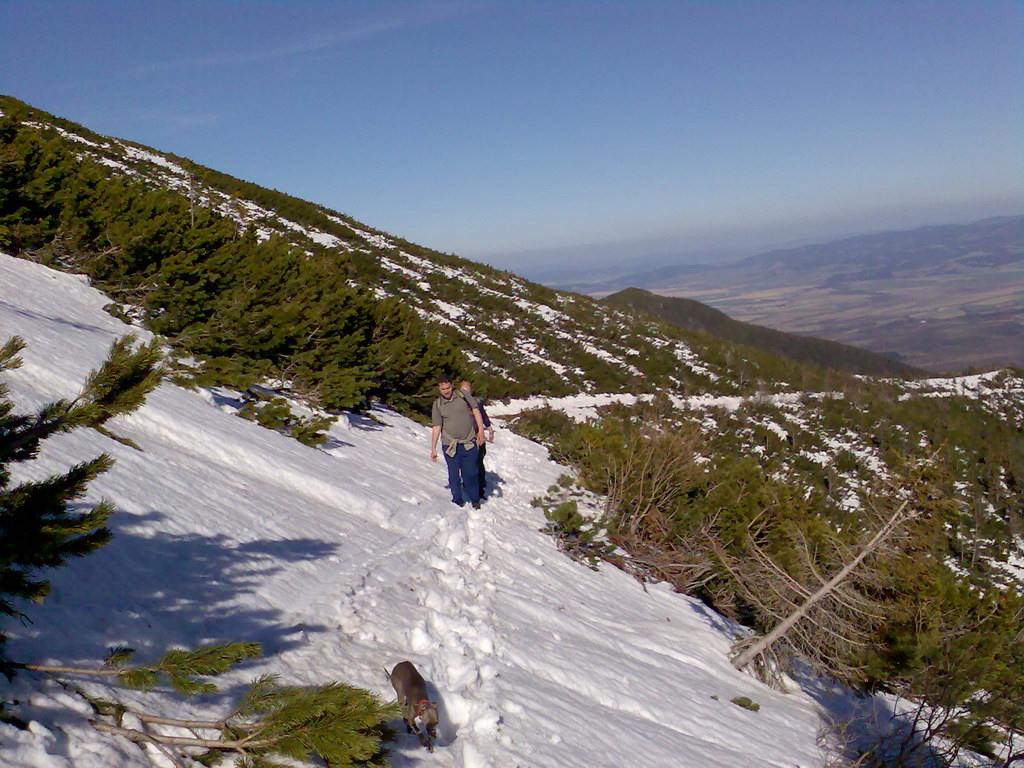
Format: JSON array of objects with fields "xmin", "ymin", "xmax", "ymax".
[
  {"xmin": 2, "ymin": 94, "xmax": 1022, "ymax": 765},
  {"xmin": 0, "ymin": 95, "xmax": 857, "ymax": 415},
  {"xmin": 508, "ymin": 368, "xmax": 1023, "ymax": 762},
  {"xmin": 602, "ymin": 287, "xmax": 923, "ymax": 377}
]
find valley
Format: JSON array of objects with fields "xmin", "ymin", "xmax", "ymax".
[{"xmin": 571, "ymin": 217, "xmax": 1024, "ymax": 373}]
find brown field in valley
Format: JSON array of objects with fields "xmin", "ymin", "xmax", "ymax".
[{"xmin": 655, "ymin": 264, "xmax": 1022, "ymax": 373}]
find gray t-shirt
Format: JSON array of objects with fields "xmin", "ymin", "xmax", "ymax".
[{"xmin": 432, "ymin": 391, "xmax": 479, "ymax": 449}]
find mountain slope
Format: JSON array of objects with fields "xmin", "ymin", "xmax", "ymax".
[
  {"xmin": 602, "ymin": 287, "xmax": 924, "ymax": 377},
  {"xmin": 3, "ymin": 95, "xmax": 1020, "ymax": 605},
  {"xmin": 0, "ymin": 252, "xmax": 829, "ymax": 768},
  {"xmin": 0, "ymin": 95, "xmax": 889, "ymax": 406}
]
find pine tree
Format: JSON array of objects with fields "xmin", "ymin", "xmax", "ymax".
[{"xmin": 0, "ymin": 333, "xmax": 162, "ymax": 673}]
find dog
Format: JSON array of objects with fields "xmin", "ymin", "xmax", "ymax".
[{"xmin": 387, "ymin": 661, "xmax": 439, "ymax": 751}]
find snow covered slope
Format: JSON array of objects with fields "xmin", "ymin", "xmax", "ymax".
[{"xmin": 0, "ymin": 252, "xmax": 832, "ymax": 767}]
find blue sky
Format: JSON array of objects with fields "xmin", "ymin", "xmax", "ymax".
[{"xmin": 1, "ymin": 1, "xmax": 1021, "ymax": 273}]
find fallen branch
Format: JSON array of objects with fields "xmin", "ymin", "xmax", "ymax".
[
  {"xmin": 22, "ymin": 664, "xmax": 122, "ymax": 676},
  {"xmin": 139, "ymin": 718, "xmax": 191, "ymax": 768},
  {"xmin": 92, "ymin": 721, "xmax": 263, "ymax": 750},
  {"xmin": 732, "ymin": 497, "xmax": 913, "ymax": 672},
  {"xmin": 133, "ymin": 712, "xmax": 226, "ymax": 730}
]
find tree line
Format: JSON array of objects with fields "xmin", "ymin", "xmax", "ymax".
[{"xmin": 0, "ymin": 108, "xmax": 462, "ymax": 416}]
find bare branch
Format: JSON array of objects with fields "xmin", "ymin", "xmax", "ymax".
[
  {"xmin": 24, "ymin": 663, "xmax": 123, "ymax": 676},
  {"xmin": 92, "ymin": 721, "xmax": 262, "ymax": 750},
  {"xmin": 133, "ymin": 712, "xmax": 226, "ymax": 730}
]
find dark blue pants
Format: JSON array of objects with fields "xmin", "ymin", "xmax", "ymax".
[
  {"xmin": 476, "ymin": 443, "xmax": 487, "ymax": 497},
  {"xmin": 443, "ymin": 443, "xmax": 481, "ymax": 505}
]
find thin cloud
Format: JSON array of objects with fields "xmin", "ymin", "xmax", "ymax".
[
  {"xmin": 131, "ymin": 4, "xmax": 471, "ymax": 75},
  {"xmin": 133, "ymin": 109, "xmax": 225, "ymax": 131}
]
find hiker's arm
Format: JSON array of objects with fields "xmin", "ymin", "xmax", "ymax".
[
  {"xmin": 480, "ymin": 404, "xmax": 494, "ymax": 441},
  {"xmin": 430, "ymin": 425, "xmax": 441, "ymax": 461},
  {"xmin": 472, "ymin": 408, "xmax": 486, "ymax": 443}
]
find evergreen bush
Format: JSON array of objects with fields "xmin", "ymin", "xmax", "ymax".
[{"xmin": 0, "ymin": 113, "xmax": 463, "ymax": 417}]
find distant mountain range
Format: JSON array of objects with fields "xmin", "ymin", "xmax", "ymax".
[{"xmin": 559, "ymin": 217, "xmax": 1024, "ymax": 374}]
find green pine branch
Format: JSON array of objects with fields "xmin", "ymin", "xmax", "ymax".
[
  {"xmin": 29, "ymin": 652, "xmax": 398, "ymax": 768},
  {"xmin": 0, "ymin": 335, "xmax": 162, "ymax": 463},
  {"xmin": 26, "ymin": 641, "xmax": 261, "ymax": 690}
]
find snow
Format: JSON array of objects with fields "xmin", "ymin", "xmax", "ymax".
[
  {"xmin": 24, "ymin": 121, "xmax": 108, "ymax": 149},
  {"xmin": 510, "ymin": 297, "xmax": 568, "ymax": 326},
  {"xmin": 337, "ymin": 219, "xmax": 398, "ymax": 251},
  {"xmin": 894, "ymin": 370, "xmax": 1024, "ymax": 426},
  {"xmin": 489, "ymin": 391, "xmax": 817, "ymax": 422},
  {"xmin": 902, "ymin": 371, "xmax": 1005, "ymax": 394},
  {"xmin": 511, "ymin": 337, "xmax": 569, "ymax": 377},
  {"xmin": 97, "ymin": 156, "xmax": 134, "ymax": 173},
  {"xmin": 378, "ymin": 256, "xmax": 422, "ymax": 281},
  {"xmin": 489, "ymin": 393, "xmax": 645, "ymax": 422},
  {"xmin": 671, "ymin": 340, "xmax": 721, "ymax": 381},
  {"xmin": 0, "ymin": 251, "xmax": 919, "ymax": 767},
  {"xmin": 579, "ymin": 340, "xmax": 643, "ymax": 377},
  {"xmin": 120, "ymin": 144, "xmax": 188, "ymax": 175},
  {"xmin": 411, "ymin": 303, "xmax": 461, "ymax": 329},
  {"xmin": 434, "ymin": 300, "xmax": 466, "ymax": 321},
  {"xmin": 272, "ymin": 216, "xmax": 347, "ymax": 249},
  {"xmin": 401, "ymin": 251, "xmax": 480, "ymax": 285}
]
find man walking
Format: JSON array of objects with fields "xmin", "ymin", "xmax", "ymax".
[
  {"xmin": 431, "ymin": 375, "xmax": 486, "ymax": 508},
  {"xmin": 459, "ymin": 380, "xmax": 493, "ymax": 499}
]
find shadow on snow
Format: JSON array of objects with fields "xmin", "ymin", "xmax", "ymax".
[
  {"xmin": 796, "ymin": 666, "xmax": 948, "ymax": 768},
  {"xmin": 10, "ymin": 508, "xmax": 335, "ymax": 666}
]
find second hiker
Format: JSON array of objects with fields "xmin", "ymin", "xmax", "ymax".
[{"xmin": 459, "ymin": 379, "xmax": 493, "ymax": 499}]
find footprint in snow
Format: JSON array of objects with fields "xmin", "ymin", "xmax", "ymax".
[
  {"xmin": 460, "ymin": 742, "xmax": 493, "ymax": 768},
  {"xmin": 408, "ymin": 622, "xmax": 432, "ymax": 653},
  {"xmin": 444, "ymin": 529, "xmax": 468, "ymax": 553}
]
